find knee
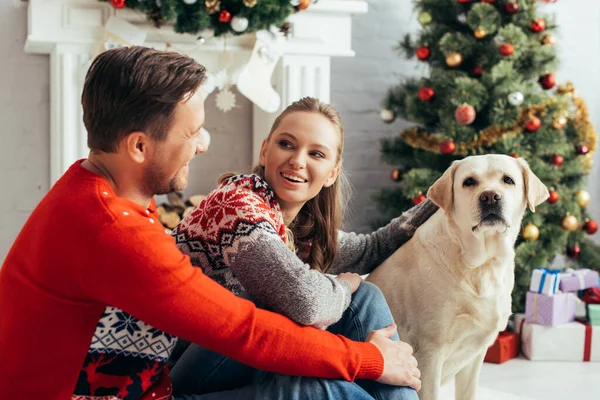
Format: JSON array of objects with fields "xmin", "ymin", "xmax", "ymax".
[{"xmin": 354, "ymin": 281, "xmax": 386, "ymax": 305}]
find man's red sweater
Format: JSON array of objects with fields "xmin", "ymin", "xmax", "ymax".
[{"xmin": 0, "ymin": 160, "xmax": 383, "ymax": 399}]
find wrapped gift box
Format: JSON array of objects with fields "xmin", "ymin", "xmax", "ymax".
[
  {"xmin": 582, "ymin": 287, "xmax": 600, "ymax": 305},
  {"xmin": 516, "ymin": 316, "xmax": 600, "ymax": 361},
  {"xmin": 525, "ymin": 291, "xmax": 577, "ymax": 326},
  {"xmin": 559, "ymin": 268, "xmax": 599, "ymax": 293},
  {"xmin": 529, "ymin": 268, "xmax": 561, "ymax": 296},
  {"xmin": 589, "ymin": 304, "xmax": 600, "ymax": 326},
  {"xmin": 484, "ymin": 331, "xmax": 520, "ymax": 364}
]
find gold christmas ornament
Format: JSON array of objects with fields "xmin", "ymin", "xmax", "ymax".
[
  {"xmin": 542, "ymin": 34, "xmax": 557, "ymax": 46},
  {"xmin": 446, "ymin": 52, "xmax": 463, "ymax": 68},
  {"xmin": 243, "ymin": 0, "xmax": 257, "ymax": 7},
  {"xmin": 474, "ymin": 28, "xmax": 487, "ymax": 39},
  {"xmin": 522, "ymin": 224, "xmax": 540, "ymax": 241},
  {"xmin": 418, "ymin": 11, "xmax": 432, "ymax": 25},
  {"xmin": 552, "ymin": 116, "xmax": 567, "ymax": 130},
  {"xmin": 205, "ymin": 0, "xmax": 220, "ymax": 14},
  {"xmin": 576, "ymin": 189, "xmax": 591, "ymax": 207},
  {"xmin": 562, "ymin": 215, "xmax": 579, "ymax": 232}
]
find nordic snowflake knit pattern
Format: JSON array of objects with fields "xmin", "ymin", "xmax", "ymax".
[{"xmin": 173, "ymin": 174, "xmax": 440, "ymax": 331}]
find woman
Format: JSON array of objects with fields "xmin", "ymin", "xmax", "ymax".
[{"xmin": 170, "ymin": 97, "xmax": 438, "ymax": 399}]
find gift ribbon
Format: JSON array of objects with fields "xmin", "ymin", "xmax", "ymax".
[
  {"xmin": 564, "ymin": 268, "xmax": 588, "ymax": 290},
  {"xmin": 576, "ymin": 320, "xmax": 592, "ymax": 362},
  {"xmin": 537, "ymin": 268, "xmax": 560, "ymax": 294}
]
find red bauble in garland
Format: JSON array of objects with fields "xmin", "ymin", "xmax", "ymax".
[
  {"xmin": 440, "ymin": 140, "xmax": 456, "ymax": 155},
  {"xmin": 504, "ymin": 2, "xmax": 519, "ymax": 14},
  {"xmin": 539, "ymin": 73, "xmax": 556, "ymax": 90},
  {"xmin": 567, "ymin": 243, "xmax": 581, "ymax": 259},
  {"xmin": 577, "ymin": 144, "xmax": 590, "ymax": 155},
  {"xmin": 110, "ymin": 0, "xmax": 126, "ymax": 8},
  {"xmin": 525, "ymin": 116, "xmax": 541, "ymax": 132},
  {"xmin": 455, "ymin": 104, "xmax": 476, "ymax": 125},
  {"xmin": 530, "ymin": 19, "xmax": 546, "ymax": 33},
  {"xmin": 219, "ymin": 10, "xmax": 232, "ymax": 23},
  {"xmin": 584, "ymin": 220, "xmax": 598, "ymax": 235},
  {"xmin": 548, "ymin": 190, "xmax": 559, "ymax": 204},
  {"xmin": 418, "ymin": 87, "xmax": 435, "ymax": 102},
  {"xmin": 509, "ymin": 152, "xmax": 519, "ymax": 159},
  {"xmin": 472, "ymin": 65, "xmax": 484, "ymax": 77},
  {"xmin": 416, "ymin": 46, "xmax": 431, "ymax": 60},
  {"xmin": 551, "ymin": 154, "xmax": 564, "ymax": 166},
  {"xmin": 413, "ymin": 194, "xmax": 427, "ymax": 205},
  {"xmin": 499, "ymin": 43, "xmax": 514, "ymax": 56}
]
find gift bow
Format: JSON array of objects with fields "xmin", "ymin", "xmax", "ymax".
[
  {"xmin": 563, "ymin": 268, "xmax": 589, "ymax": 290},
  {"xmin": 537, "ymin": 268, "xmax": 560, "ymax": 294}
]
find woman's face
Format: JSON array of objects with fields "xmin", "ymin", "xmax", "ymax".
[{"xmin": 259, "ymin": 111, "xmax": 341, "ymax": 212}]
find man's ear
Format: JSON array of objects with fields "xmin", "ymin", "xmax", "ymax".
[
  {"xmin": 427, "ymin": 160, "xmax": 460, "ymax": 212},
  {"xmin": 259, "ymin": 139, "xmax": 268, "ymax": 167},
  {"xmin": 124, "ymin": 132, "xmax": 150, "ymax": 164},
  {"xmin": 324, "ymin": 164, "xmax": 341, "ymax": 188},
  {"xmin": 517, "ymin": 158, "xmax": 549, "ymax": 212}
]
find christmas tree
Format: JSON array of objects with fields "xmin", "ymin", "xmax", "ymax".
[{"xmin": 376, "ymin": 0, "xmax": 600, "ymax": 312}]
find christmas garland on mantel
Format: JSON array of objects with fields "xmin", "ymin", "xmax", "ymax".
[{"xmin": 102, "ymin": 0, "xmax": 315, "ymax": 37}]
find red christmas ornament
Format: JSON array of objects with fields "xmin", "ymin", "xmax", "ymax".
[
  {"xmin": 418, "ymin": 87, "xmax": 435, "ymax": 102},
  {"xmin": 472, "ymin": 65, "xmax": 484, "ymax": 77},
  {"xmin": 219, "ymin": 10, "xmax": 232, "ymax": 23},
  {"xmin": 457, "ymin": 0, "xmax": 471, "ymax": 3},
  {"xmin": 539, "ymin": 73, "xmax": 556, "ymax": 90},
  {"xmin": 413, "ymin": 194, "xmax": 427, "ymax": 205},
  {"xmin": 416, "ymin": 46, "xmax": 431, "ymax": 60},
  {"xmin": 509, "ymin": 152, "xmax": 519, "ymax": 159},
  {"xmin": 530, "ymin": 19, "xmax": 546, "ymax": 33},
  {"xmin": 504, "ymin": 2, "xmax": 519, "ymax": 14},
  {"xmin": 455, "ymin": 103, "xmax": 476, "ymax": 125},
  {"xmin": 584, "ymin": 220, "xmax": 598, "ymax": 235},
  {"xmin": 567, "ymin": 243, "xmax": 581, "ymax": 259},
  {"xmin": 499, "ymin": 43, "xmax": 514, "ymax": 56},
  {"xmin": 110, "ymin": 0, "xmax": 126, "ymax": 8},
  {"xmin": 440, "ymin": 140, "xmax": 456, "ymax": 155},
  {"xmin": 551, "ymin": 154, "xmax": 564, "ymax": 166},
  {"xmin": 548, "ymin": 190, "xmax": 559, "ymax": 204},
  {"xmin": 577, "ymin": 144, "xmax": 590, "ymax": 155},
  {"xmin": 525, "ymin": 116, "xmax": 541, "ymax": 132}
]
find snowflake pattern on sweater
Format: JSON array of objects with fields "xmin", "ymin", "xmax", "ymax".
[{"xmin": 174, "ymin": 174, "xmax": 286, "ymax": 294}]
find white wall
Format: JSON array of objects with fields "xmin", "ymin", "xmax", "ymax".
[{"xmin": 1, "ymin": 0, "xmax": 600, "ymax": 261}]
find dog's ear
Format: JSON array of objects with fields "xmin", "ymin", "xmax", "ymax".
[
  {"xmin": 517, "ymin": 158, "xmax": 549, "ymax": 212},
  {"xmin": 427, "ymin": 161, "xmax": 460, "ymax": 212}
]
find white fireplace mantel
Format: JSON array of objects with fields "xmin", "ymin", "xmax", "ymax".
[{"xmin": 25, "ymin": 0, "xmax": 368, "ymax": 185}]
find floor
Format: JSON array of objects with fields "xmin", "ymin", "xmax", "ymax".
[{"xmin": 439, "ymin": 356, "xmax": 600, "ymax": 399}]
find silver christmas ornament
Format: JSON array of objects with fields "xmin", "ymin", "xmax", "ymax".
[
  {"xmin": 183, "ymin": 0, "xmax": 198, "ymax": 4},
  {"xmin": 230, "ymin": 16, "xmax": 249, "ymax": 33},
  {"xmin": 457, "ymin": 13, "xmax": 467, "ymax": 24},
  {"xmin": 380, "ymin": 109, "xmax": 395, "ymax": 123},
  {"xmin": 507, "ymin": 91, "xmax": 524, "ymax": 106}
]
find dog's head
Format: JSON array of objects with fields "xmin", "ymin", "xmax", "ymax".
[{"xmin": 427, "ymin": 155, "xmax": 549, "ymax": 235}]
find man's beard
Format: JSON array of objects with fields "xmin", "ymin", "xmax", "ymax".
[{"xmin": 144, "ymin": 163, "xmax": 186, "ymax": 195}]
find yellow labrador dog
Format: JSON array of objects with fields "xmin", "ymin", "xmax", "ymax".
[{"xmin": 368, "ymin": 155, "xmax": 548, "ymax": 400}]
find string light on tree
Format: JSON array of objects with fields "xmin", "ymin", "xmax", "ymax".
[
  {"xmin": 522, "ymin": 224, "xmax": 540, "ymax": 241},
  {"xmin": 576, "ymin": 189, "xmax": 591, "ymax": 207},
  {"xmin": 548, "ymin": 189, "xmax": 559, "ymax": 204},
  {"xmin": 562, "ymin": 215, "xmax": 579, "ymax": 232},
  {"xmin": 440, "ymin": 140, "xmax": 456, "ymax": 155},
  {"xmin": 418, "ymin": 86, "xmax": 436, "ymax": 102}
]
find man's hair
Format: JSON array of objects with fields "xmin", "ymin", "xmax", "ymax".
[{"xmin": 82, "ymin": 46, "xmax": 207, "ymax": 152}]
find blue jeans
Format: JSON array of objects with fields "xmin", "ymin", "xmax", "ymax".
[{"xmin": 170, "ymin": 282, "xmax": 418, "ymax": 400}]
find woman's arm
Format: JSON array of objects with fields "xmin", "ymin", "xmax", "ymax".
[{"xmin": 328, "ymin": 199, "xmax": 439, "ymax": 275}]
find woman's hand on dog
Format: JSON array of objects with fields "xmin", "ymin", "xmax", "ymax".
[
  {"xmin": 367, "ymin": 323, "xmax": 421, "ymax": 391},
  {"xmin": 337, "ymin": 272, "xmax": 362, "ymax": 294}
]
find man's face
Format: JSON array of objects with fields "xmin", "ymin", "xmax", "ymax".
[{"xmin": 145, "ymin": 90, "xmax": 207, "ymax": 195}]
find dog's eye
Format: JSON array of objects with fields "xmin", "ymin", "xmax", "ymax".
[
  {"xmin": 463, "ymin": 177, "xmax": 477, "ymax": 187},
  {"xmin": 503, "ymin": 176, "xmax": 515, "ymax": 185}
]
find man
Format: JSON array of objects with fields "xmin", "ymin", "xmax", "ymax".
[{"xmin": 0, "ymin": 46, "xmax": 432, "ymax": 399}]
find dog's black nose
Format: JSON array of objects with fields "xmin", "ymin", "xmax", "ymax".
[{"xmin": 480, "ymin": 190, "xmax": 502, "ymax": 205}]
